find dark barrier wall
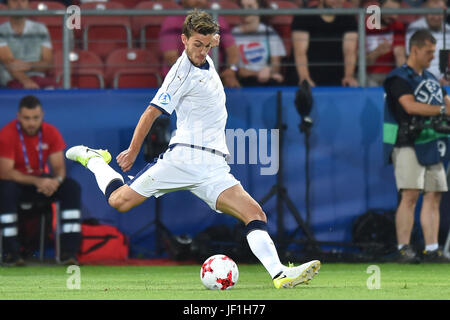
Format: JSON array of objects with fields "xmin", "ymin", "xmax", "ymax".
[{"xmin": 0, "ymin": 87, "xmax": 399, "ymax": 257}]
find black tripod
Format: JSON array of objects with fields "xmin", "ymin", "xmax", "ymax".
[
  {"xmin": 127, "ymin": 197, "xmax": 168, "ymax": 256},
  {"xmin": 299, "ymin": 116, "xmax": 313, "ymax": 228},
  {"xmin": 259, "ymin": 91, "xmax": 319, "ymax": 256},
  {"xmin": 129, "ymin": 117, "xmax": 172, "ymax": 256}
]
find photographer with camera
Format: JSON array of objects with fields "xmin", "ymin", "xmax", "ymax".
[{"xmin": 384, "ymin": 29, "xmax": 450, "ymax": 263}]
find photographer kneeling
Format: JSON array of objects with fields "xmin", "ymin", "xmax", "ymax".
[{"xmin": 384, "ymin": 29, "xmax": 450, "ymax": 263}]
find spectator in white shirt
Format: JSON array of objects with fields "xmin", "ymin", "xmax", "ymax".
[
  {"xmin": 406, "ymin": 0, "xmax": 450, "ymax": 84},
  {"xmin": 232, "ymin": 0, "xmax": 286, "ymax": 86}
]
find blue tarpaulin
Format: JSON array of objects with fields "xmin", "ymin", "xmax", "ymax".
[{"xmin": 0, "ymin": 87, "xmax": 398, "ymax": 257}]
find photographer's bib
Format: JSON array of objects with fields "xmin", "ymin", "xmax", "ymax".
[{"xmin": 383, "ymin": 64, "xmax": 450, "ymax": 165}]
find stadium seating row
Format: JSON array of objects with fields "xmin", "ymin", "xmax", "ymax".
[
  {"xmin": 0, "ymin": 0, "xmax": 300, "ymax": 88},
  {"xmin": 53, "ymin": 48, "xmax": 161, "ymax": 89},
  {"xmin": 0, "ymin": 0, "xmax": 424, "ymax": 88},
  {"xmin": 0, "ymin": 1, "xmax": 297, "ymax": 58}
]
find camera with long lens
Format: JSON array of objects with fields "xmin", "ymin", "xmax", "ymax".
[
  {"xmin": 295, "ymin": 80, "xmax": 314, "ymax": 134},
  {"xmin": 430, "ymin": 114, "xmax": 450, "ymax": 134},
  {"xmin": 406, "ymin": 114, "xmax": 450, "ymax": 136}
]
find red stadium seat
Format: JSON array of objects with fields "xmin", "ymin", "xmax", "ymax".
[
  {"xmin": 267, "ymin": 1, "xmax": 298, "ymax": 57},
  {"xmin": 209, "ymin": 0, "xmax": 242, "ymax": 28},
  {"xmin": 0, "ymin": 3, "xmax": 9, "ymax": 25},
  {"xmin": 54, "ymin": 50, "xmax": 105, "ymax": 88},
  {"xmin": 343, "ymin": 0, "xmax": 357, "ymax": 8},
  {"xmin": 111, "ymin": 68, "xmax": 161, "ymax": 88},
  {"xmin": 110, "ymin": 0, "xmax": 143, "ymax": 8},
  {"xmin": 29, "ymin": 1, "xmax": 66, "ymax": 11},
  {"xmin": 80, "ymin": 2, "xmax": 133, "ymax": 60},
  {"xmin": 131, "ymin": 1, "xmax": 182, "ymax": 51},
  {"xmin": 105, "ymin": 48, "xmax": 161, "ymax": 88},
  {"xmin": 306, "ymin": 0, "xmax": 319, "ymax": 7},
  {"xmin": 29, "ymin": 1, "xmax": 74, "ymax": 52}
]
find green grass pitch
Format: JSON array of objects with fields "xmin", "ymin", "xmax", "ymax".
[{"xmin": 0, "ymin": 263, "xmax": 449, "ymax": 300}]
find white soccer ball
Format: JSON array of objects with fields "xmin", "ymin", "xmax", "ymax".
[{"xmin": 200, "ymin": 254, "xmax": 239, "ymax": 290}]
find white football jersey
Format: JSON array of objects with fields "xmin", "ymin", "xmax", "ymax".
[{"xmin": 150, "ymin": 51, "xmax": 230, "ymax": 155}]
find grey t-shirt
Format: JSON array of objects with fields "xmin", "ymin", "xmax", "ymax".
[{"xmin": 0, "ymin": 20, "xmax": 52, "ymax": 85}]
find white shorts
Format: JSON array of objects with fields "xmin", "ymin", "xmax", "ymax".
[{"xmin": 128, "ymin": 146, "xmax": 240, "ymax": 212}]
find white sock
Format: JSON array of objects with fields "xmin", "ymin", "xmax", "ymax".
[
  {"xmin": 398, "ymin": 244, "xmax": 406, "ymax": 250},
  {"xmin": 86, "ymin": 157, "xmax": 124, "ymax": 194},
  {"xmin": 425, "ymin": 243, "xmax": 439, "ymax": 252},
  {"xmin": 246, "ymin": 229, "xmax": 285, "ymax": 279}
]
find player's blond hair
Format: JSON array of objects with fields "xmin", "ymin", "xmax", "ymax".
[{"xmin": 182, "ymin": 9, "xmax": 219, "ymax": 39}]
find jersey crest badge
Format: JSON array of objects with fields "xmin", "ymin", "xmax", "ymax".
[{"xmin": 158, "ymin": 92, "xmax": 171, "ymax": 105}]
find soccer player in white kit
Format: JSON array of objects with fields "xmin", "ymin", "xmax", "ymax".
[{"xmin": 66, "ymin": 10, "xmax": 320, "ymax": 288}]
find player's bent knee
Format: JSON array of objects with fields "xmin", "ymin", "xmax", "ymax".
[
  {"xmin": 108, "ymin": 191, "xmax": 131, "ymax": 213},
  {"xmin": 114, "ymin": 203, "xmax": 132, "ymax": 213},
  {"xmin": 256, "ymin": 209, "xmax": 267, "ymax": 222},
  {"xmin": 235, "ymin": 202, "xmax": 267, "ymax": 225},
  {"xmin": 246, "ymin": 205, "xmax": 267, "ymax": 224},
  {"xmin": 253, "ymin": 201, "xmax": 267, "ymax": 221},
  {"xmin": 108, "ymin": 197, "xmax": 121, "ymax": 212},
  {"xmin": 108, "ymin": 186, "xmax": 147, "ymax": 213}
]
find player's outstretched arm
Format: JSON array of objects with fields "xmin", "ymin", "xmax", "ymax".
[{"xmin": 116, "ymin": 105, "xmax": 162, "ymax": 172}]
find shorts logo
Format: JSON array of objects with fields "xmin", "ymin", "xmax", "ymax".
[{"xmin": 158, "ymin": 92, "xmax": 171, "ymax": 105}]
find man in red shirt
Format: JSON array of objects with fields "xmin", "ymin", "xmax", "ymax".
[
  {"xmin": 0, "ymin": 95, "xmax": 81, "ymax": 265},
  {"xmin": 365, "ymin": 0, "xmax": 406, "ymax": 86}
]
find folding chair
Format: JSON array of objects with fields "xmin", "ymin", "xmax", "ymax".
[{"xmin": 0, "ymin": 200, "xmax": 60, "ymax": 264}]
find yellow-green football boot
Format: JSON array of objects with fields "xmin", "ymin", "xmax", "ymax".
[
  {"xmin": 273, "ymin": 260, "xmax": 321, "ymax": 289},
  {"xmin": 65, "ymin": 145, "xmax": 111, "ymax": 167}
]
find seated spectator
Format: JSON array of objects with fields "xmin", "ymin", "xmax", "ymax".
[
  {"xmin": 0, "ymin": 96, "xmax": 81, "ymax": 265},
  {"xmin": 232, "ymin": 0, "xmax": 286, "ymax": 86},
  {"xmin": 406, "ymin": 0, "xmax": 450, "ymax": 84},
  {"xmin": 291, "ymin": 0, "xmax": 358, "ymax": 87},
  {"xmin": 366, "ymin": 0, "xmax": 406, "ymax": 86},
  {"xmin": 159, "ymin": 0, "xmax": 241, "ymax": 88},
  {"xmin": 0, "ymin": 0, "xmax": 56, "ymax": 89}
]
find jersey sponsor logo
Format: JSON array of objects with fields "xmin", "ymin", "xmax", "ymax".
[
  {"xmin": 239, "ymin": 42, "xmax": 265, "ymax": 65},
  {"xmin": 158, "ymin": 92, "xmax": 171, "ymax": 105},
  {"xmin": 414, "ymin": 79, "xmax": 443, "ymax": 105}
]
